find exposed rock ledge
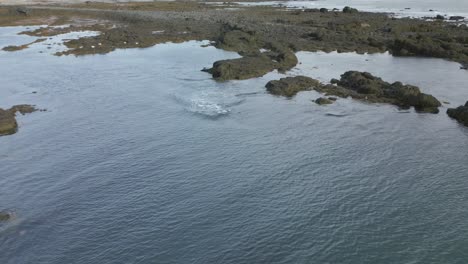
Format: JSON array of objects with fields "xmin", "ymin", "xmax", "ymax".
[
  {"xmin": 0, "ymin": 105, "xmax": 38, "ymax": 136},
  {"xmin": 447, "ymin": 102, "xmax": 468, "ymax": 127}
]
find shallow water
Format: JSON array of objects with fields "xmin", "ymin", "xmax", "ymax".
[
  {"xmin": 235, "ymin": 0, "xmax": 468, "ymax": 20},
  {"xmin": 1, "ymin": 26, "xmax": 468, "ymax": 264}
]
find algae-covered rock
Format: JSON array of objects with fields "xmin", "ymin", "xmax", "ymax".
[
  {"xmin": 336, "ymin": 71, "xmax": 441, "ymax": 113},
  {"xmin": 337, "ymin": 71, "xmax": 385, "ymax": 95},
  {"xmin": 266, "ymin": 76, "xmax": 320, "ymax": 97},
  {"xmin": 315, "ymin": 97, "xmax": 334, "ymax": 105},
  {"xmin": 205, "ymin": 26, "xmax": 298, "ymax": 81},
  {"xmin": 205, "ymin": 43, "xmax": 298, "ymax": 81},
  {"xmin": 215, "ymin": 24, "xmax": 260, "ymax": 54},
  {"xmin": 0, "ymin": 108, "xmax": 18, "ymax": 136},
  {"xmin": 0, "ymin": 105, "xmax": 38, "ymax": 136},
  {"xmin": 204, "ymin": 55, "xmax": 276, "ymax": 81},
  {"xmin": 447, "ymin": 101, "xmax": 468, "ymax": 127}
]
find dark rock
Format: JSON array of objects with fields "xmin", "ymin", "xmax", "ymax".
[
  {"xmin": 315, "ymin": 97, "xmax": 334, "ymax": 105},
  {"xmin": 343, "ymin": 6, "xmax": 358, "ymax": 14},
  {"xmin": 447, "ymin": 101, "xmax": 468, "ymax": 127},
  {"xmin": 0, "ymin": 211, "xmax": 13, "ymax": 221},
  {"xmin": 449, "ymin": 16, "xmax": 465, "ymax": 21},
  {"xmin": 204, "ymin": 55, "xmax": 276, "ymax": 81},
  {"xmin": 15, "ymin": 7, "xmax": 29, "ymax": 16},
  {"xmin": 335, "ymin": 71, "xmax": 441, "ymax": 113},
  {"xmin": 266, "ymin": 76, "xmax": 320, "ymax": 97},
  {"xmin": 328, "ymin": 97, "xmax": 338, "ymax": 101},
  {"xmin": 435, "ymin": 15, "xmax": 445, "ymax": 20},
  {"xmin": 319, "ymin": 8, "xmax": 328, "ymax": 13}
]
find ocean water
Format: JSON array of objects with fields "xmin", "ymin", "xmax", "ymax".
[
  {"xmin": 235, "ymin": 0, "xmax": 468, "ymax": 20},
  {"xmin": 1, "ymin": 26, "xmax": 468, "ymax": 264}
]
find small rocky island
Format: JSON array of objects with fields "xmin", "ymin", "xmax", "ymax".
[
  {"xmin": 265, "ymin": 72, "xmax": 441, "ymax": 113},
  {"xmin": 447, "ymin": 102, "xmax": 468, "ymax": 127},
  {"xmin": 0, "ymin": 105, "xmax": 38, "ymax": 136}
]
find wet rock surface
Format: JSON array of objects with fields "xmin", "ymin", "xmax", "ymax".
[
  {"xmin": 447, "ymin": 101, "xmax": 468, "ymax": 127},
  {"xmin": 266, "ymin": 76, "xmax": 320, "ymax": 97},
  {"xmin": 266, "ymin": 72, "xmax": 441, "ymax": 113},
  {"xmin": 204, "ymin": 25, "xmax": 298, "ymax": 80},
  {"xmin": 2, "ymin": 38, "xmax": 46, "ymax": 52},
  {"xmin": 334, "ymin": 71, "xmax": 441, "ymax": 113},
  {"xmin": 315, "ymin": 97, "xmax": 334, "ymax": 105},
  {"xmin": 0, "ymin": 105, "xmax": 38, "ymax": 136}
]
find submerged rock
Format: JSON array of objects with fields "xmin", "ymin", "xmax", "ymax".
[
  {"xmin": 315, "ymin": 97, "xmax": 334, "ymax": 105},
  {"xmin": 0, "ymin": 211, "xmax": 13, "ymax": 221},
  {"xmin": 447, "ymin": 101, "xmax": 468, "ymax": 127},
  {"xmin": 266, "ymin": 76, "xmax": 320, "ymax": 97},
  {"xmin": 0, "ymin": 105, "xmax": 38, "ymax": 136}
]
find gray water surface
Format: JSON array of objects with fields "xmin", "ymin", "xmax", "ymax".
[
  {"xmin": 235, "ymin": 0, "xmax": 468, "ymax": 20},
  {"xmin": 1, "ymin": 26, "xmax": 468, "ymax": 264}
]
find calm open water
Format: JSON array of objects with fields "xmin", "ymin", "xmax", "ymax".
[
  {"xmin": 1, "ymin": 26, "xmax": 468, "ymax": 264},
  {"xmin": 236, "ymin": 0, "xmax": 468, "ymax": 20}
]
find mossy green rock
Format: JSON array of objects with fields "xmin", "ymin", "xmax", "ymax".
[
  {"xmin": 447, "ymin": 101, "xmax": 468, "ymax": 127},
  {"xmin": 266, "ymin": 76, "xmax": 320, "ymax": 97}
]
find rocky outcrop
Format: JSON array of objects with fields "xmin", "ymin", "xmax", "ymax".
[
  {"xmin": 315, "ymin": 97, "xmax": 334, "ymax": 105},
  {"xmin": 447, "ymin": 101, "xmax": 468, "ymax": 127},
  {"xmin": 215, "ymin": 24, "xmax": 260, "ymax": 55},
  {"xmin": 0, "ymin": 105, "xmax": 37, "ymax": 136},
  {"xmin": 343, "ymin": 6, "xmax": 359, "ymax": 14},
  {"xmin": 335, "ymin": 71, "xmax": 441, "ymax": 113},
  {"xmin": 265, "ymin": 76, "xmax": 320, "ymax": 97},
  {"xmin": 266, "ymin": 72, "xmax": 441, "ymax": 113},
  {"xmin": 204, "ymin": 25, "xmax": 298, "ymax": 81}
]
